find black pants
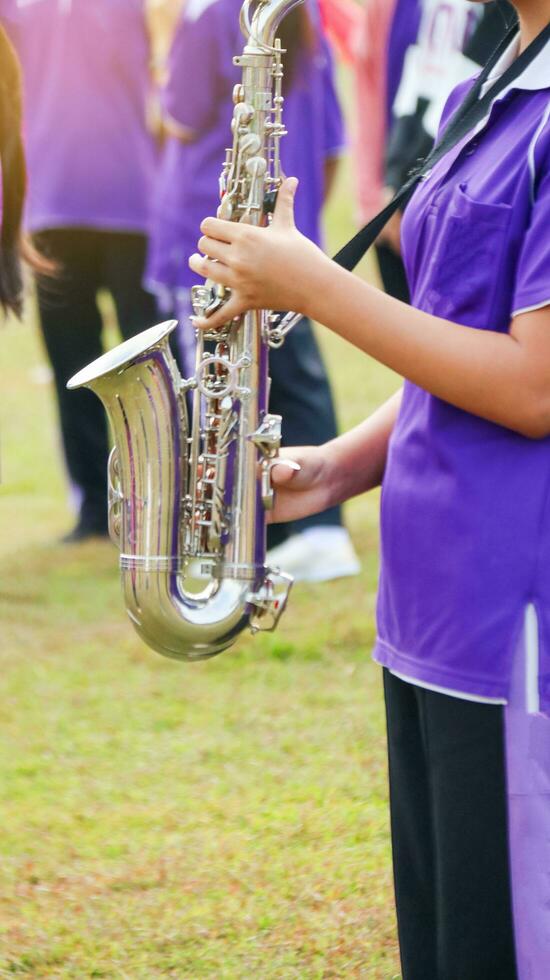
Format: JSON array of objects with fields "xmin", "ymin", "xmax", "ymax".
[
  {"xmin": 383, "ymin": 669, "xmax": 518, "ymax": 980},
  {"xmin": 267, "ymin": 316, "xmax": 342, "ymax": 548},
  {"xmin": 34, "ymin": 228, "xmax": 158, "ymax": 531},
  {"xmin": 376, "ymin": 243, "xmax": 410, "ymax": 304}
]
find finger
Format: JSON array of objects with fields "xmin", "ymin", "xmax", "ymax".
[
  {"xmin": 198, "ymin": 235, "xmax": 232, "ymax": 263},
  {"xmin": 271, "ymin": 177, "xmax": 298, "ymax": 230},
  {"xmin": 191, "ymin": 293, "xmax": 245, "ymax": 331},
  {"xmin": 188, "ymin": 253, "xmax": 235, "ymax": 287},
  {"xmin": 270, "ymin": 459, "xmax": 301, "ymax": 486},
  {"xmin": 200, "ymin": 216, "xmax": 241, "ymax": 243}
]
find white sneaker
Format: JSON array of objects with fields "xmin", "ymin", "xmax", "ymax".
[{"xmin": 267, "ymin": 527, "xmax": 361, "ymax": 583}]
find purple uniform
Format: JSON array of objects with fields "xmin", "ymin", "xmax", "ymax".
[
  {"xmin": 146, "ymin": 0, "xmax": 344, "ymax": 296},
  {"xmin": 2, "ymin": 0, "xmax": 155, "ymax": 233},
  {"xmin": 376, "ymin": 35, "xmax": 550, "ymax": 976},
  {"xmin": 375, "ymin": 39, "xmax": 550, "ymax": 707}
]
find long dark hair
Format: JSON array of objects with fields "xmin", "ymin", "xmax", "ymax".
[
  {"xmin": 279, "ymin": 7, "xmax": 316, "ymax": 89},
  {"xmin": 0, "ymin": 24, "xmax": 26, "ymax": 317}
]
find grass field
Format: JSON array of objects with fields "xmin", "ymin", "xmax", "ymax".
[{"xmin": 0, "ymin": 147, "xmax": 402, "ymax": 976}]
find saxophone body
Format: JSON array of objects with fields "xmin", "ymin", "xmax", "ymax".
[{"xmin": 67, "ymin": 0, "xmax": 303, "ymax": 661}]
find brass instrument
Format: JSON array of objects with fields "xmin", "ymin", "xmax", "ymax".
[{"xmin": 67, "ymin": 0, "xmax": 303, "ymax": 661}]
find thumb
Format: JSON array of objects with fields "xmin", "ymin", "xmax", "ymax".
[
  {"xmin": 190, "ymin": 293, "xmax": 245, "ymax": 332},
  {"xmin": 270, "ymin": 458, "xmax": 301, "ymax": 487},
  {"xmin": 272, "ymin": 177, "xmax": 298, "ymax": 229}
]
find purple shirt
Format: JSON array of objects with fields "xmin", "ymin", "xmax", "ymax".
[
  {"xmin": 374, "ymin": 38, "xmax": 550, "ymax": 708},
  {"xmin": 146, "ymin": 0, "xmax": 344, "ymax": 293},
  {"xmin": 1, "ymin": 0, "xmax": 155, "ymax": 234}
]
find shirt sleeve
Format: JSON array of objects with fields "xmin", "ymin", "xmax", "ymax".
[
  {"xmin": 320, "ymin": 36, "xmax": 345, "ymax": 158},
  {"xmin": 162, "ymin": 2, "xmax": 224, "ymax": 135},
  {"xmin": 513, "ymin": 129, "xmax": 550, "ymax": 316}
]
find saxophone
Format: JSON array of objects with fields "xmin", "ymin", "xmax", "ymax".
[{"xmin": 67, "ymin": 0, "xmax": 303, "ymax": 661}]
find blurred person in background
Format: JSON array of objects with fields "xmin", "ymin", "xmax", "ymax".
[
  {"xmin": 0, "ymin": 21, "xmax": 25, "ymax": 320},
  {"xmin": 0, "ymin": 0, "xmax": 158, "ymax": 543},
  {"xmin": 386, "ymin": 0, "xmax": 515, "ymax": 194},
  {"xmin": 354, "ymin": 0, "xmax": 514, "ymax": 303},
  {"xmin": 0, "ymin": 19, "xmax": 52, "ymax": 325},
  {"xmin": 354, "ymin": 0, "xmax": 418, "ymax": 303},
  {"xmin": 317, "ymin": 0, "xmax": 363, "ymax": 62},
  {"xmin": 147, "ymin": 0, "xmax": 185, "ymax": 73},
  {"xmin": 146, "ymin": 0, "xmax": 360, "ymax": 582}
]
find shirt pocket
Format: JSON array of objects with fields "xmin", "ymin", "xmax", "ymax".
[{"xmin": 422, "ymin": 183, "xmax": 513, "ymax": 329}]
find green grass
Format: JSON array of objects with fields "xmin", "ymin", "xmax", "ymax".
[{"xmin": 0, "ymin": 150, "xmax": 402, "ymax": 976}]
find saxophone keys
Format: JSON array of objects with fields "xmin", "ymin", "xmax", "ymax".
[
  {"xmin": 260, "ymin": 461, "xmax": 275, "ymax": 510},
  {"xmin": 248, "ymin": 413, "xmax": 282, "ymax": 456},
  {"xmin": 262, "ymin": 189, "xmax": 278, "ymax": 216},
  {"xmin": 245, "ymin": 155, "xmax": 267, "ymax": 177},
  {"xmin": 232, "ymin": 83, "xmax": 245, "ymax": 105},
  {"xmin": 217, "ymin": 197, "xmax": 233, "ymax": 220},
  {"xmin": 233, "ymin": 101, "xmax": 254, "ymax": 127},
  {"xmin": 247, "ymin": 569, "xmax": 294, "ymax": 634}
]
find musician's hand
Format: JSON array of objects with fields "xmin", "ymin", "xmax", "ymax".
[
  {"xmin": 266, "ymin": 445, "xmax": 334, "ymax": 525},
  {"xmin": 188, "ymin": 178, "xmax": 330, "ymax": 330}
]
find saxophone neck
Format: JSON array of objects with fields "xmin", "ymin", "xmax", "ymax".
[{"xmin": 240, "ymin": 0, "xmax": 305, "ymax": 51}]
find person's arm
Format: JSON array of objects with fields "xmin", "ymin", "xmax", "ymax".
[
  {"xmin": 190, "ymin": 178, "xmax": 550, "ymax": 440},
  {"xmin": 268, "ymin": 389, "xmax": 402, "ymax": 524}
]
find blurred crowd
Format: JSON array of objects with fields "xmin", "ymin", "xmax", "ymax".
[{"xmin": 0, "ymin": 0, "xmax": 512, "ymax": 576}]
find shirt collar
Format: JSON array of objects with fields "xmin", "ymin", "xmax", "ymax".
[{"xmin": 481, "ymin": 34, "xmax": 550, "ymax": 98}]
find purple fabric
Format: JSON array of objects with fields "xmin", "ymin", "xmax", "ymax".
[
  {"xmin": 506, "ymin": 615, "xmax": 550, "ymax": 978},
  {"xmin": 386, "ymin": 0, "xmax": 420, "ymax": 128},
  {"xmin": 145, "ymin": 0, "xmax": 344, "ymax": 293},
  {"xmin": 374, "ymin": 54, "xmax": 550, "ymax": 707},
  {"xmin": 0, "ymin": 0, "xmax": 155, "ymax": 233}
]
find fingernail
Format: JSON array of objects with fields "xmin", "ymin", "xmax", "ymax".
[{"xmin": 273, "ymin": 459, "xmax": 301, "ymax": 472}]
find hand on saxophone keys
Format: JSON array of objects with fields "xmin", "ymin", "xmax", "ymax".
[
  {"xmin": 261, "ymin": 457, "xmax": 301, "ymax": 510},
  {"xmin": 263, "ymin": 445, "xmax": 335, "ymax": 526},
  {"xmin": 188, "ymin": 177, "xmax": 327, "ymax": 332}
]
